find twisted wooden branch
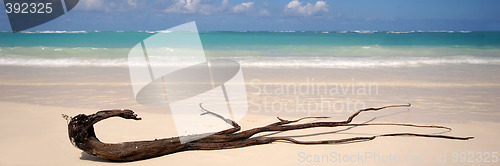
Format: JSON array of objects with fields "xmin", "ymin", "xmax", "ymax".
[{"xmin": 64, "ymin": 104, "xmax": 473, "ymax": 161}]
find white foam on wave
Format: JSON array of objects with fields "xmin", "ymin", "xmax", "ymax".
[
  {"xmin": 0, "ymin": 57, "xmax": 127, "ymax": 67},
  {"xmin": 20, "ymin": 31, "xmax": 88, "ymax": 34},
  {"xmin": 6, "ymin": 30, "xmax": 478, "ymax": 34},
  {"xmin": 352, "ymin": 30, "xmax": 377, "ymax": 34},
  {"xmin": 387, "ymin": 31, "xmax": 413, "ymax": 34},
  {"xmin": 1, "ymin": 56, "xmax": 498, "ymax": 68},
  {"xmin": 232, "ymin": 56, "xmax": 500, "ymax": 68}
]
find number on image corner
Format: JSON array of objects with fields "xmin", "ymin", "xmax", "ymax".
[
  {"xmin": 5, "ymin": 3, "xmax": 53, "ymax": 14},
  {"xmin": 476, "ymin": 152, "xmax": 483, "ymax": 162},
  {"xmin": 29, "ymin": 3, "xmax": 36, "ymax": 13},
  {"xmin": 37, "ymin": 3, "xmax": 45, "ymax": 13},
  {"xmin": 21, "ymin": 3, "xmax": 28, "ymax": 13},
  {"xmin": 14, "ymin": 3, "xmax": 19, "ymax": 13},
  {"xmin": 46, "ymin": 3, "xmax": 52, "ymax": 13},
  {"xmin": 5, "ymin": 3, "xmax": 12, "ymax": 13},
  {"xmin": 452, "ymin": 152, "xmax": 499, "ymax": 163}
]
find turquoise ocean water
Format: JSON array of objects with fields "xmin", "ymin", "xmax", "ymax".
[{"xmin": 0, "ymin": 31, "xmax": 499, "ymax": 68}]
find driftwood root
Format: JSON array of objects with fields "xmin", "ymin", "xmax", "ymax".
[{"xmin": 64, "ymin": 104, "xmax": 473, "ymax": 161}]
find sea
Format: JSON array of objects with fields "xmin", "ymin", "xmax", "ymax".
[
  {"xmin": 0, "ymin": 30, "xmax": 500, "ymax": 122},
  {"xmin": 1, "ymin": 30, "xmax": 499, "ymax": 68}
]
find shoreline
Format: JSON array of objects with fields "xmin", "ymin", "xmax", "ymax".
[{"xmin": 0, "ymin": 64, "xmax": 498, "ymax": 120}]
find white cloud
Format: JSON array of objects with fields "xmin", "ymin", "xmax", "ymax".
[
  {"xmin": 284, "ymin": 0, "xmax": 329, "ymax": 16},
  {"xmin": 128, "ymin": 0, "xmax": 138, "ymax": 8},
  {"xmin": 258, "ymin": 9, "xmax": 271, "ymax": 16},
  {"xmin": 163, "ymin": 0, "xmax": 229, "ymax": 15},
  {"xmin": 232, "ymin": 2, "xmax": 254, "ymax": 14},
  {"xmin": 77, "ymin": 0, "xmax": 105, "ymax": 11},
  {"xmin": 76, "ymin": 0, "xmax": 144, "ymax": 12},
  {"xmin": 76, "ymin": 0, "xmax": 268, "ymax": 16},
  {"xmin": 162, "ymin": 0, "xmax": 265, "ymax": 16}
]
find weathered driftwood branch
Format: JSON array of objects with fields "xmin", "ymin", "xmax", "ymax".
[{"xmin": 64, "ymin": 104, "xmax": 473, "ymax": 161}]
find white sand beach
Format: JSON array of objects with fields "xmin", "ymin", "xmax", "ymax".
[
  {"xmin": 0, "ymin": 65, "xmax": 499, "ymax": 165},
  {"xmin": 0, "ymin": 101, "xmax": 499, "ymax": 166}
]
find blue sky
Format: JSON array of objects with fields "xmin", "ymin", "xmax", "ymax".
[{"xmin": 1, "ymin": 0, "xmax": 499, "ymax": 31}]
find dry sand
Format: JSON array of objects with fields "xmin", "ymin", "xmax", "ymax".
[
  {"xmin": 0, "ymin": 101, "xmax": 499, "ymax": 166},
  {"xmin": 0, "ymin": 65, "xmax": 499, "ymax": 165}
]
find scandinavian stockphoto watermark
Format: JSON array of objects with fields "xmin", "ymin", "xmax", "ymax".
[
  {"xmin": 127, "ymin": 22, "xmax": 248, "ymax": 143},
  {"xmin": 249, "ymin": 78, "xmax": 379, "ymax": 115},
  {"xmin": 298, "ymin": 151, "xmax": 499, "ymax": 163},
  {"xmin": 126, "ymin": 22, "xmax": 378, "ymax": 143}
]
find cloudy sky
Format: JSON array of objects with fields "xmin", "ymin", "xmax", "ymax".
[{"xmin": 1, "ymin": 0, "xmax": 499, "ymax": 31}]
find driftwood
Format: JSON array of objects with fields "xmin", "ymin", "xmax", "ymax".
[{"xmin": 63, "ymin": 104, "xmax": 473, "ymax": 161}]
